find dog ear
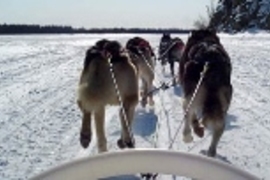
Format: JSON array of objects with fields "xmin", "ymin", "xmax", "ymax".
[
  {"xmin": 106, "ymin": 41, "xmax": 122, "ymax": 53},
  {"xmin": 96, "ymin": 39, "xmax": 110, "ymax": 50}
]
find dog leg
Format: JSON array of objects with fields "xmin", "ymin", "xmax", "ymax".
[
  {"xmin": 207, "ymin": 119, "xmax": 225, "ymax": 157},
  {"xmin": 80, "ymin": 111, "xmax": 92, "ymax": 148},
  {"xmin": 161, "ymin": 58, "xmax": 166, "ymax": 73},
  {"xmin": 192, "ymin": 117, "xmax": 205, "ymax": 138},
  {"xmin": 147, "ymin": 80, "xmax": 155, "ymax": 106},
  {"xmin": 126, "ymin": 101, "xmax": 137, "ymax": 148},
  {"xmin": 182, "ymin": 100, "xmax": 194, "ymax": 143},
  {"xmin": 118, "ymin": 99, "xmax": 136, "ymax": 149},
  {"xmin": 94, "ymin": 106, "xmax": 107, "ymax": 153},
  {"xmin": 169, "ymin": 60, "xmax": 175, "ymax": 77},
  {"xmin": 141, "ymin": 79, "xmax": 148, "ymax": 107}
]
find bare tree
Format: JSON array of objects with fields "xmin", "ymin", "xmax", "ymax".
[
  {"xmin": 194, "ymin": 16, "xmax": 209, "ymax": 29},
  {"xmin": 207, "ymin": 0, "xmax": 217, "ymax": 20},
  {"xmin": 193, "ymin": 0, "xmax": 217, "ymax": 29}
]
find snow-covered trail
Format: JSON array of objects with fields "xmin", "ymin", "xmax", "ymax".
[{"xmin": 0, "ymin": 33, "xmax": 269, "ymax": 180}]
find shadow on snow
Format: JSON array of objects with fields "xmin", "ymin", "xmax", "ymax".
[
  {"xmin": 225, "ymin": 113, "xmax": 240, "ymax": 131},
  {"xmin": 132, "ymin": 108, "xmax": 158, "ymax": 137}
]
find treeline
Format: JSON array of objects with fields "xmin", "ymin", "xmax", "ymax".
[{"xmin": 0, "ymin": 24, "xmax": 191, "ymax": 35}]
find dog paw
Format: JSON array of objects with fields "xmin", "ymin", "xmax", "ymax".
[
  {"xmin": 80, "ymin": 132, "xmax": 91, "ymax": 148},
  {"xmin": 207, "ymin": 148, "xmax": 217, "ymax": 157},
  {"xmin": 194, "ymin": 126, "xmax": 204, "ymax": 138},
  {"xmin": 97, "ymin": 145, "xmax": 108, "ymax": 153},
  {"xmin": 117, "ymin": 139, "xmax": 135, "ymax": 149},
  {"xmin": 183, "ymin": 134, "xmax": 193, "ymax": 143}
]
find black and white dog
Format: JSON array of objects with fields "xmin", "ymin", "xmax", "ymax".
[{"xmin": 179, "ymin": 29, "xmax": 233, "ymax": 157}]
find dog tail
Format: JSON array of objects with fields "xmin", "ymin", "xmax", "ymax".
[
  {"xmin": 81, "ymin": 47, "xmax": 110, "ymax": 90},
  {"xmin": 204, "ymin": 45, "xmax": 231, "ymax": 89},
  {"xmin": 78, "ymin": 48, "xmax": 112, "ymax": 108},
  {"xmin": 83, "ymin": 47, "xmax": 101, "ymax": 70}
]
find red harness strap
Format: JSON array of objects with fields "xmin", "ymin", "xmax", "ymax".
[
  {"xmin": 176, "ymin": 42, "xmax": 185, "ymax": 52},
  {"xmin": 138, "ymin": 39, "xmax": 154, "ymax": 55}
]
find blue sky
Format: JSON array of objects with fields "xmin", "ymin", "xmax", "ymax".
[{"xmin": 0, "ymin": 0, "xmax": 217, "ymax": 29}]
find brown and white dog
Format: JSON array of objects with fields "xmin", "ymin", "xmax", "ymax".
[
  {"xmin": 77, "ymin": 39, "xmax": 139, "ymax": 153},
  {"xmin": 179, "ymin": 29, "xmax": 233, "ymax": 157},
  {"xmin": 126, "ymin": 37, "xmax": 155, "ymax": 107}
]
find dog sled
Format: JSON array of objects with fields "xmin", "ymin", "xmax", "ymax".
[{"xmin": 30, "ymin": 149, "xmax": 259, "ymax": 180}]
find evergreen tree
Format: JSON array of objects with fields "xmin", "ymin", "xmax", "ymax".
[{"xmin": 209, "ymin": 0, "xmax": 270, "ymax": 32}]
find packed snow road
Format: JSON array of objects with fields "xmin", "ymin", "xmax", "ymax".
[{"xmin": 0, "ymin": 33, "xmax": 269, "ymax": 179}]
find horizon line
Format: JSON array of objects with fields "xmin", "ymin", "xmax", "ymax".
[{"xmin": 0, "ymin": 23, "xmax": 193, "ymax": 30}]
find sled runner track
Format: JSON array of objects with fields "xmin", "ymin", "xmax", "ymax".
[
  {"xmin": 0, "ymin": 49, "xmax": 83, "ymax": 91},
  {"xmin": 0, "ymin": 54, "xmax": 83, "ymax": 136},
  {"xmin": 0, "ymin": 82, "xmax": 82, "ymax": 179}
]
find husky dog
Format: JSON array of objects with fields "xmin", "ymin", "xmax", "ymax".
[
  {"xmin": 158, "ymin": 33, "xmax": 172, "ymax": 66},
  {"xmin": 159, "ymin": 34, "xmax": 185, "ymax": 84},
  {"xmin": 126, "ymin": 37, "xmax": 155, "ymax": 107},
  {"xmin": 179, "ymin": 29, "xmax": 233, "ymax": 157},
  {"xmin": 77, "ymin": 40, "xmax": 139, "ymax": 153},
  {"xmin": 167, "ymin": 37, "xmax": 185, "ymax": 83}
]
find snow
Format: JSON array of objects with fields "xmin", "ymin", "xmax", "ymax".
[{"xmin": 0, "ymin": 33, "xmax": 270, "ymax": 180}]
